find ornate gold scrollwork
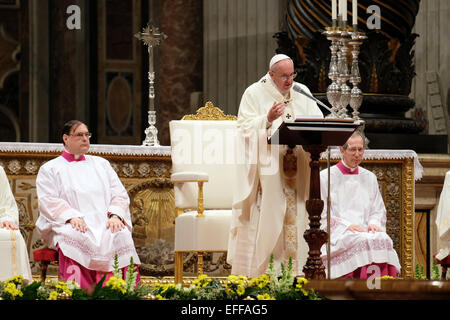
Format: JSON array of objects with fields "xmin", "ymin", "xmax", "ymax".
[{"xmin": 182, "ymin": 101, "xmax": 237, "ymax": 121}]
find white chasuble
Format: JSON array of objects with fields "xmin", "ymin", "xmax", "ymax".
[
  {"xmin": 0, "ymin": 166, "xmax": 32, "ymax": 282},
  {"xmin": 436, "ymin": 171, "xmax": 450, "ymax": 260},
  {"xmin": 227, "ymin": 74, "xmax": 323, "ymax": 278},
  {"xmin": 36, "ymin": 155, "xmax": 140, "ymax": 272},
  {"xmin": 319, "ymin": 164, "xmax": 401, "ymax": 279}
]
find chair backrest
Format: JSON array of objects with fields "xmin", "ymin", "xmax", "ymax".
[{"xmin": 169, "ymin": 102, "xmax": 237, "ymax": 210}]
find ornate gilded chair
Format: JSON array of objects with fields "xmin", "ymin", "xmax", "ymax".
[{"xmin": 170, "ymin": 101, "xmax": 237, "ymax": 284}]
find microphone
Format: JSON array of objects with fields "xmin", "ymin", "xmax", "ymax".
[{"xmin": 293, "ymin": 84, "xmax": 339, "ymax": 118}]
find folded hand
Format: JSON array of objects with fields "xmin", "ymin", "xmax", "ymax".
[
  {"xmin": 69, "ymin": 217, "xmax": 87, "ymax": 233},
  {"xmin": 367, "ymin": 224, "xmax": 383, "ymax": 232},
  {"xmin": 347, "ymin": 224, "xmax": 366, "ymax": 233},
  {"xmin": 106, "ymin": 215, "xmax": 125, "ymax": 233}
]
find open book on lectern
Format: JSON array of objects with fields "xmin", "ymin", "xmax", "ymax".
[{"xmin": 268, "ymin": 117, "xmax": 360, "ymax": 147}]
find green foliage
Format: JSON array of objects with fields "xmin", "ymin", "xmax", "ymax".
[
  {"xmin": 0, "ymin": 254, "xmax": 325, "ymax": 300},
  {"xmin": 431, "ymin": 258, "xmax": 441, "ymax": 280},
  {"xmin": 112, "ymin": 253, "xmax": 122, "ymax": 279},
  {"xmin": 415, "ymin": 263, "xmax": 426, "ymax": 280},
  {"xmin": 19, "ymin": 281, "xmax": 42, "ymax": 300},
  {"xmin": 415, "ymin": 259, "xmax": 442, "ymax": 280}
]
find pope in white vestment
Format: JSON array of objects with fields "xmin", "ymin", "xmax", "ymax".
[
  {"xmin": 319, "ymin": 132, "xmax": 401, "ymax": 279},
  {"xmin": 435, "ymin": 170, "xmax": 450, "ymax": 261},
  {"xmin": 227, "ymin": 54, "xmax": 323, "ymax": 278},
  {"xmin": 36, "ymin": 120, "xmax": 140, "ymax": 288},
  {"xmin": 0, "ymin": 165, "xmax": 32, "ymax": 283}
]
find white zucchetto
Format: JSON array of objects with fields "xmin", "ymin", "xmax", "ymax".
[{"xmin": 269, "ymin": 54, "xmax": 292, "ymax": 70}]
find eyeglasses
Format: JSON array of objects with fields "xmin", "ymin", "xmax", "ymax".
[
  {"xmin": 70, "ymin": 132, "xmax": 92, "ymax": 139},
  {"xmin": 346, "ymin": 147, "xmax": 364, "ymax": 154},
  {"xmin": 274, "ymin": 72, "xmax": 297, "ymax": 81}
]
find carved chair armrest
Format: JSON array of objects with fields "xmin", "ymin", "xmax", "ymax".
[
  {"xmin": 171, "ymin": 171, "xmax": 209, "ymax": 183},
  {"xmin": 171, "ymin": 172, "xmax": 209, "ymax": 217}
]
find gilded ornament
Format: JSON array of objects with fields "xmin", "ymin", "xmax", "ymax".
[
  {"xmin": 182, "ymin": 101, "xmax": 237, "ymax": 121},
  {"xmin": 8, "ymin": 160, "xmax": 20, "ymax": 174},
  {"xmin": 57, "ymin": 292, "xmax": 71, "ymax": 300},
  {"xmin": 142, "ymin": 293, "xmax": 157, "ymax": 300},
  {"xmin": 122, "ymin": 163, "xmax": 135, "ymax": 177},
  {"xmin": 24, "ymin": 160, "xmax": 38, "ymax": 174},
  {"xmin": 138, "ymin": 163, "xmax": 151, "ymax": 176}
]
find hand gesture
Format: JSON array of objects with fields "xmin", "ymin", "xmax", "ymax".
[
  {"xmin": 106, "ymin": 215, "xmax": 125, "ymax": 233},
  {"xmin": 0, "ymin": 221, "xmax": 19, "ymax": 230},
  {"xmin": 267, "ymin": 101, "xmax": 285, "ymax": 123}
]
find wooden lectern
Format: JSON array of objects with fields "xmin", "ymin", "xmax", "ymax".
[{"xmin": 269, "ymin": 118, "xmax": 360, "ymax": 279}]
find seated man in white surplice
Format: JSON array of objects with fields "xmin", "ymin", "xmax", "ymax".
[
  {"xmin": 0, "ymin": 166, "xmax": 32, "ymax": 283},
  {"xmin": 36, "ymin": 120, "xmax": 140, "ymax": 289},
  {"xmin": 319, "ymin": 131, "xmax": 401, "ymax": 279}
]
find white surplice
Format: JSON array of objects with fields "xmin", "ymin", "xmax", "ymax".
[
  {"xmin": 36, "ymin": 155, "xmax": 140, "ymax": 272},
  {"xmin": 319, "ymin": 164, "xmax": 401, "ymax": 279},
  {"xmin": 0, "ymin": 166, "xmax": 32, "ymax": 282},
  {"xmin": 227, "ymin": 74, "xmax": 323, "ymax": 278},
  {"xmin": 436, "ymin": 170, "xmax": 450, "ymax": 260}
]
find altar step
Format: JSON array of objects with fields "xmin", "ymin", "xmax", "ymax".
[{"xmin": 305, "ymin": 279, "xmax": 450, "ymax": 300}]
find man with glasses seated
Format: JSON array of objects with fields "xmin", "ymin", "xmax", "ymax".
[
  {"xmin": 319, "ymin": 131, "xmax": 401, "ymax": 279},
  {"xmin": 35, "ymin": 120, "xmax": 140, "ymax": 289}
]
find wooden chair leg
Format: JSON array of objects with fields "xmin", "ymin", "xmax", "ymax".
[
  {"xmin": 197, "ymin": 251, "xmax": 204, "ymax": 276},
  {"xmin": 174, "ymin": 251, "xmax": 184, "ymax": 284},
  {"xmin": 40, "ymin": 261, "xmax": 49, "ymax": 283},
  {"xmin": 442, "ymin": 265, "xmax": 448, "ymax": 280}
]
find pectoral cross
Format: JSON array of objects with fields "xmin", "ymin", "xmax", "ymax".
[{"xmin": 286, "ymin": 113, "xmax": 292, "ymax": 120}]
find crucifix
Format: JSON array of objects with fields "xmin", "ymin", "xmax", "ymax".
[{"xmin": 135, "ymin": 23, "xmax": 167, "ymax": 146}]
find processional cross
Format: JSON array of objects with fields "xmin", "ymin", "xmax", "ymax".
[{"xmin": 135, "ymin": 24, "xmax": 167, "ymax": 146}]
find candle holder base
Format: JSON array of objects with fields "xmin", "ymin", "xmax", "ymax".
[
  {"xmin": 142, "ymin": 126, "xmax": 159, "ymax": 147},
  {"xmin": 142, "ymin": 111, "xmax": 160, "ymax": 147}
]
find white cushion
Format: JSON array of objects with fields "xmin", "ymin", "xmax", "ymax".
[
  {"xmin": 171, "ymin": 171, "xmax": 209, "ymax": 182},
  {"xmin": 170, "ymin": 120, "xmax": 237, "ymax": 209},
  {"xmin": 174, "ymin": 210, "xmax": 232, "ymax": 251}
]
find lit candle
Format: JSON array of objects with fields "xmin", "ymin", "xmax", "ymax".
[
  {"xmin": 332, "ymin": 0, "xmax": 337, "ymax": 21},
  {"xmin": 352, "ymin": 0, "xmax": 358, "ymax": 26}
]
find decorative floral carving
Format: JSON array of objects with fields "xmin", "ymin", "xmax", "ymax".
[
  {"xmin": 18, "ymin": 182, "xmax": 35, "ymax": 191},
  {"xmin": 152, "ymin": 162, "xmax": 169, "ymax": 177},
  {"xmin": 138, "ymin": 163, "xmax": 151, "ymax": 177},
  {"xmin": 122, "ymin": 163, "xmax": 135, "ymax": 177},
  {"xmin": 24, "ymin": 160, "xmax": 38, "ymax": 174},
  {"xmin": 8, "ymin": 160, "xmax": 21, "ymax": 174},
  {"xmin": 110, "ymin": 163, "xmax": 120, "ymax": 174}
]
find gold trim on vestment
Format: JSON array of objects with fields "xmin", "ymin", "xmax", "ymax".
[
  {"xmin": 10, "ymin": 229, "xmax": 17, "ymax": 276},
  {"xmin": 283, "ymin": 148, "xmax": 298, "ymax": 272}
]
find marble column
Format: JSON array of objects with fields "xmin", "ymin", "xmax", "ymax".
[{"xmin": 157, "ymin": 0, "xmax": 203, "ymax": 146}]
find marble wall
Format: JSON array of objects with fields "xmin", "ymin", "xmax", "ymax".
[
  {"xmin": 156, "ymin": 0, "xmax": 203, "ymax": 146},
  {"xmin": 411, "ymin": 0, "xmax": 450, "ymax": 145}
]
